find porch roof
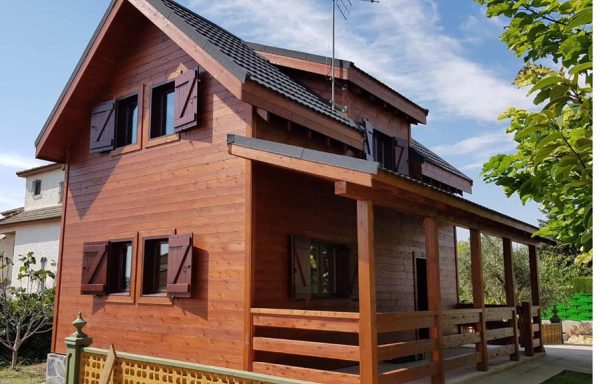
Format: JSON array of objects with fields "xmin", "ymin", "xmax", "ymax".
[{"xmin": 227, "ymin": 134, "xmax": 553, "ymax": 246}]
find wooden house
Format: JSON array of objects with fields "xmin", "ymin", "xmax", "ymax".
[{"xmin": 35, "ymin": 0, "xmax": 550, "ymax": 382}]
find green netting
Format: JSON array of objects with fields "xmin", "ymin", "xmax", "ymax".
[{"xmin": 542, "ymin": 292, "xmax": 593, "ymax": 321}]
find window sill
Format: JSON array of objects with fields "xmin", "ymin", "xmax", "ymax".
[
  {"xmin": 111, "ymin": 142, "xmax": 142, "ymax": 157},
  {"xmin": 137, "ymin": 294, "xmax": 173, "ymax": 306},
  {"xmin": 104, "ymin": 293, "xmax": 135, "ymax": 304},
  {"xmin": 145, "ymin": 133, "xmax": 179, "ymax": 148}
]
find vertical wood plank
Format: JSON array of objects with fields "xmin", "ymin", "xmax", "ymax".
[
  {"xmin": 424, "ymin": 218, "xmax": 444, "ymax": 384},
  {"xmin": 528, "ymin": 245, "xmax": 544, "ymax": 352},
  {"xmin": 242, "ymin": 109, "xmax": 256, "ymax": 371},
  {"xmin": 51, "ymin": 156, "xmax": 69, "ymax": 352},
  {"xmin": 470, "ymin": 229, "xmax": 488, "ymax": 371},
  {"xmin": 357, "ymin": 200, "xmax": 378, "ymax": 384},
  {"xmin": 502, "ymin": 238, "xmax": 519, "ymax": 361},
  {"xmin": 528, "ymin": 245, "xmax": 540, "ymax": 306}
]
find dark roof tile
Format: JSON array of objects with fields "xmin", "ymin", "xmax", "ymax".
[
  {"xmin": 410, "ymin": 139, "xmax": 472, "ymax": 182},
  {"xmin": 150, "ymin": 0, "xmax": 359, "ymax": 131}
]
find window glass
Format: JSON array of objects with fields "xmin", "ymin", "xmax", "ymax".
[
  {"xmin": 309, "ymin": 240, "xmax": 349, "ymax": 298},
  {"xmin": 33, "ymin": 180, "xmax": 42, "ymax": 196},
  {"xmin": 107, "ymin": 241, "xmax": 133, "ymax": 294},
  {"xmin": 143, "ymin": 238, "xmax": 169, "ymax": 294},
  {"xmin": 115, "ymin": 95, "xmax": 138, "ymax": 148},
  {"xmin": 373, "ymin": 130, "xmax": 395, "ymax": 171},
  {"xmin": 151, "ymin": 82, "xmax": 175, "ymax": 138}
]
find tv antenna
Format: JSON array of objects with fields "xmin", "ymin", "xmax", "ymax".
[{"xmin": 330, "ymin": 0, "xmax": 379, "ymax": 111}]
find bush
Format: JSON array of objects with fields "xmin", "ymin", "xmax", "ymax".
[{"xmin": 573, "ymin": 277, "xmax": 592, "ymax": 294}]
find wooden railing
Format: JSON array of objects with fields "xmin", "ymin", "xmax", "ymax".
[
  {"xmin": 250, "ymin": 306, "xmax": 542, "ymax": 384},
  {"xmin": 485, "ymin": 307, "xmax": 518, "ymax": 361},
  {"xmin": 441, "ymin": 309, "xmax": 483, "ymax": 371},
  {"xmin": 251, "ymin": 308, "xmax": 361, "ymax": 384},
  {"xmin": 377, "ymin": 311, "xmax": 438, "ymax": 384},
  {"xmin": 518, "ymin": 302, "xmax": 544, "ymax": 356}
]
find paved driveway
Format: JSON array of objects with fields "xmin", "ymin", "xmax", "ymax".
[{"xmin": 452, "ymin": 345, "xmax": 592, "ymax": 384}]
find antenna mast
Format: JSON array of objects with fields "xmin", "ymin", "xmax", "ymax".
[{"xmin": 330, "ymin": 0, "xmax": 378, "ymax": 111}]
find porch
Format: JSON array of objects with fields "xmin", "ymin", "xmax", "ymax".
[{"xmin": 230, "ymin": 135, "xmax": 548, "ymax": 384}]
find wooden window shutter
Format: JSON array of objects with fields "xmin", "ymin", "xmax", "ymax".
[
  {"xmin": 394, "ymin": 137, "xmax": 409, "ymax": 175},
  {"xmin": 290, "ymin": 236, "xmax": 312, "ymax": 299},
  {"xmin": 90, "ymin": 101, "xmax": 116, "ymax": 152},
  {"xmin": 167, "ymin": 233, "xmax": 193, "ymax": 297},
  {"xmin": 81, "ymin": 242, "xmax": 109, "ymax": 295},
  {"xmin": 363, "ymin": 119, "xmax": 375, "ymax": 161},
  {"xmin": 174, "ymin": 68, "xmax": 201, "ymax": 131}
]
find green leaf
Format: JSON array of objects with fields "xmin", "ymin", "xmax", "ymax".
[
  {"xmin": 570, "ymin": 61, "xmax": 593, "ymax": 75},
  {"xmin": 565, "ymin": 7, "xmax": 592, "ymax": 30},
  {"xmin": 529, "ymin": 75, "xmax": 563, "ymax": 94}
]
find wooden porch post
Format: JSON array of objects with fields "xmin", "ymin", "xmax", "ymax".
[
  {"xmin": 357, "ymin": 200, "xmax": 378, "ymax": 384},
  {"xmin": 528, "ymin": 245, "xmax": 544, "ymax": 352},
  {"xmin": 424, "ymin": 218, "xmax": 444, "ymax": 384},
  {"xmin": 502, "ymin": 238, "xmax": 519, "ymax": 361},
  {"xmin": 470, "ymin": 229, "xmax": 488, "ymax": 371}
]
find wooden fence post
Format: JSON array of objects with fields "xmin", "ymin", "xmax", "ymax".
[
  {"xmin": 357, "ymin": 200, "xmax": 378, "ymax": 384},
  {"xmin": 424, "ymin": 218, "xmax": 444, "ymax": 384},
  {"xmin": 502, "ymin": 238, "xmax": 519, "ymax": 361},
  {"xmin": 521, "ymin": 302, "xmax": 534, "ymax": 356},
  {"xmin": 470, "ymin": 229, "xmax": 488, "ymax": 371},
  {"xmin": 65, "ymin": 313, "xmax": 93, "ymax": 384}
]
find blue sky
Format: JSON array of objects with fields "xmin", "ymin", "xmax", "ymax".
[{"xmin": 0, "ymin": 0, "xmax": 543, "ymax": 226}]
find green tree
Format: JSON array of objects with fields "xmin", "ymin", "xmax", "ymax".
[
  {"xmin": 0, "ymin": 252, "xmax": 55, "ymax": 368},
  {"xmin": 457, "ymin": 235, "xmax": 578, "ymax": 308},
  {"xmin": 476, "ymin": 0, "xmax": 592, "ymax": 252}
]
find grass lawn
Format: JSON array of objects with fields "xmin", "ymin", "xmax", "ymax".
[
  {"xmin": 542, "ymin": 370, "xmax": 593, "ymax": 384},
  {"xmin": 0, "ymin": 362, "xmax": 46, "ymax": 384}
]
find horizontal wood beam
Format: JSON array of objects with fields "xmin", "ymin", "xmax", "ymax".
[
  {"xmin": 377, "ymin": 311, "xmax": 436, "ymax": 333},
  {"xmin": 252, "ymin": 313, "xmax": 359, "ymax": 333},
  {"xmin": 253, "ymin": 362, "xmax": 360, "ymax": 384},
  {"xmin": 379, "ymin": 362, "xmax": 437, "ymax": 384},
  {"xmin": 252, "ymin": 337, "xmax": 360, "ymax": 361},
  {"xmin": 230, "ymin": 145, "xmax": 373, "ymax": 187},
  {"xmin": 335, "ymin": 180, "xmax": 542, "ymax": 246},
  {"xmin": 378, "ymin": 339, "xmax": 435, "ymax": 361}
]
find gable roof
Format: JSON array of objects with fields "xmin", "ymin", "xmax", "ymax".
[
  {"xmin": 148, "ymin": 0, "xmax": 358, "ymax": 131},
  {"xmin": 246, "ymin": 42, "xmax": 428, "ymax": 124},
  {"xmin": 410, "ymin": 139, "xmax": 472, "ymax": 182},
  {"xmin": 0, "ymin": 206, "xmax": 62, "ymax": 229}
]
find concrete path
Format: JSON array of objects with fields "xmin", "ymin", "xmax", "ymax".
[{"xmin": 450, "ymin": 345, "xmax": 592, "ymax": 384}]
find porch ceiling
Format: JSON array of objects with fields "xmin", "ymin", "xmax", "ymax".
[{"xmin": 226, "ymin": 134, "xmax": 553, "ymax": 246}]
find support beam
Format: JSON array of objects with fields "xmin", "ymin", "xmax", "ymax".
[
  {"xmin": 357, "ymin": 200, "xmax": 378, "ymax": 384},
  {"xmin": 470, "ymin": 229, "xmax": 488, "ymax": 371},
  {"xmin": 528, "ymin": 245, "xmax": 544, "ymax": 352},
  {"xmin": 424, "ymin": 218, "xmax": 444, "ymax": 384},
  {"xmin": 503, "ymin": 238, "xmax": 519, "ymax": 361}
]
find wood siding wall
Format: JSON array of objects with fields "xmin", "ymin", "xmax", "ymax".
[
  {"xmin": 253, "ymin": 164, "xmax": 457, "ymax": 313},
  {"xmin": 282, "ymin": 70, "xmax": 411, "ymax": 141},
  {"xmin": 53, "ymin": 19, "xmax": 252, "ymax": 369}
]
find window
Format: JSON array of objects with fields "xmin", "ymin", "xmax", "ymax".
[
  {"xmin": 291, "ymin": 236, "xmax": 352, "ymax": 299},
  {"xmin": 107, "ymin": 241, "xmax": 133, "ymax": 294},
  {"xmin": 373, "ymin": 130, "xmax": 395, "ymax": 171},
  {"xmin": 309, "ymin": 241, "xmax": 350, "ymax": 298},
  {"xmin": 150, "ymin": 82, "xmax": 175, "ymax": 138},
  {"xmin": 114, "ymin": 95, "xmax": 138, "ymax": 148},
  {"xmin": 32, "ymin": 180, "xmax": 42, "ymax": 196},
  {"xmin": 143, "ymin": 238, "xmax": 169, "ymax": 295}
]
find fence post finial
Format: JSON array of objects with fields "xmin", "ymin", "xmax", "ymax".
[{"xmin": 65, "ymin": 313, "xmax": 93, "ymax": 384}]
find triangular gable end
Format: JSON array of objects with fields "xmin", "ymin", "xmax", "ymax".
[
  {"xmin": 35, "ymin": 0, "xmax": 245, "ymax": 162},
  {"xmin": 36, "ymin": 0, "xmax": 362, "ymax": 162}
]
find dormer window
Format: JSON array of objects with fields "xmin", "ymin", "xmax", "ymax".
[
  {"xmin": 363, "ymin": 119, "xmax": 409, "ymax": 175},
  {"xmin": 32, "ymin": 180, "xmax": 42, "ymax": 196}
]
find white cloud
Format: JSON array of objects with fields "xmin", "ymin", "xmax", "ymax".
[
  {"xmin": 185, "ymin": 0, "xmax": 530, "ymax": 122},
  {"xmin": 0, "ymin": 153, "xmax": 45, "ymax": 170},
  {"xmin": 431, "ymin": 132, "xmax": 514, "ymax": 157}
]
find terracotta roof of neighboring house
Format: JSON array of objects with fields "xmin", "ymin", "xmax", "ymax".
[
  {"xmin": 410, "ymin": 139, "xmax": 472, "ymax": 182},
  {"xmin": 16, "ymin": 163, "xmax": 62, "ymax": 178},
  {"xmin": 0, "ymin": 206, "xmax": 62, "ymax": 228},
  {"xmin": 0, "ymin": 207, "xmax": 24, "ymax": 219}
]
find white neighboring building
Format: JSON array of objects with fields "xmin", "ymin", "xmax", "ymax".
[{"xmin": 0, "ymin": 163, "xmax": 64, "ymax": 291}]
